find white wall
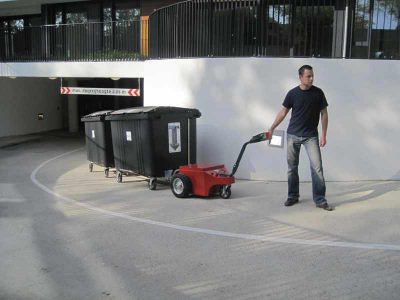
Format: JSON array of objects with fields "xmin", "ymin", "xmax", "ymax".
[
  {"xmin": 144, "ymin": 58, "xmax": 400, "ymax": 181},
  {"xmin": 0, "ymin": 77, "xmax": 64, "ymax": 137},
  {"xmin": 1, "ymin": 58, "xmax": 398, "ymax": 181},
  {"xmin": 0, "ymin": 62, "xmax": 144, "ymax": 78}
]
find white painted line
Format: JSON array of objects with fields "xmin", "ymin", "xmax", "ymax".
[{"xmin": 30, "ymin": 148, "xmax": 400, "ymax": 252}]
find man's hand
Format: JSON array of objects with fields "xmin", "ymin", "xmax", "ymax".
[
  {"xmin": 320, "ymin": 108, "xmax": 328, "ymax": 147},
  {"xmin": 320, "ymin": 136, "xmax": 327, "ymax": 147},
  {"xmin": 268, "ymin": 128, "xmax": 274, "ymax": 140},
  {"xmin": 268, "ymin": 106, "xmax": 290, "ymax": 139}
]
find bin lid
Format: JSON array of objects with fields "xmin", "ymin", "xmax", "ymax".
[
  {"xmin": 105, "ymin": 106, "xmax": 201, "ymax": 120},
  {"xmin": 81, "ymin": 110, "xmax": 113, "ymax": 122}
]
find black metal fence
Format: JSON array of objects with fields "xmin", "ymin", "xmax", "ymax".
[
  {"xmin": 149, "ymin": 0, "xmax": 399, "ymax": 59},
  {"xmin": 1, "ymin": 0, "xmax": 398, "ymax": 62},
  {"xmin": 149, "ymin": 0, "xmax": 344, "ymax": 58},
  {"xmin": 0, "ymin": 20, "xmax": 141, "ymax": 62}
]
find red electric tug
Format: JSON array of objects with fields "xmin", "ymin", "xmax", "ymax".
[{"xmin": 170, "ymin": 132, "xmax": 271, "ymax": 199}]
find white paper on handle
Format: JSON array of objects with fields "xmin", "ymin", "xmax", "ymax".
[{"xmin": 270, "ymin": 135, "xmax": 282, "ymax": 147}]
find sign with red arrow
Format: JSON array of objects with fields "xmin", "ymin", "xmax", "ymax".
[
  {"xmin": 60, "ymin": 87, "xmax": 140, "ymax": 97},
  {"xmin": 60, "ymin": 87, "xmax": 71, "ymax": 94}
]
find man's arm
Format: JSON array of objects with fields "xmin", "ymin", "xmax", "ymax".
[
  {"xmin": 320, "ymin": 107, "xmax": 328, "ymax": 147},
  {"xmin": 269, "ymin": 106, "xmax": 290, "ymax": 136}
]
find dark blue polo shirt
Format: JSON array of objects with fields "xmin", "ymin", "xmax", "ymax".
[{"xmin": 282, "ymin": 85, "xmax": 328, "ymax": 137}]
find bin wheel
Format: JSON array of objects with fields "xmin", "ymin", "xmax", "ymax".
[
  {"xmin": 170, "ymin": 174, "xmax": 192, "ymax": 198},
  {"xmin": 89, "ymin": 163, "xmax": 93, "ymax": 172},
  {"xmin": 104, "ymin": 168, "xmax": 109, "ymax": 178},
  {"xmin": 220, "ymin": 185, "xmax": 232, "ymax": 199},
  {"xmin": 148, "ymin": 178, "xmax": 157, "ymax": 190},
  {"xmin": 116, "ymin": 171, "xmax": 123, "ymax": 183}
]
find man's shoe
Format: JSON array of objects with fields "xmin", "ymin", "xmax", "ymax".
[
  {"xmin": 284, "ymin": 198, "xmax": 299, "ymax": 206},
  {"xmin": 316, "ymin": 202, "xmax": 334, "ymax": 211}
]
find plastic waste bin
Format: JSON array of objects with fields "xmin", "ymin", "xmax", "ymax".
[
  {"xmin": 105, "ymin": 106, "xmax": 201, "ymax": 190},
  {"xmin": 81, "ymin": 110, "xmax": 114, "ymax": 177}
]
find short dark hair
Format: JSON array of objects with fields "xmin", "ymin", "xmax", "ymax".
[{"xmin": 298, "ymin": 65, "xmax": 313, "ymax": 76}]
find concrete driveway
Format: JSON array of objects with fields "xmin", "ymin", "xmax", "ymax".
[{"xmin": 1, "ymin": 133, "xmax": 400, "ymax": 299}]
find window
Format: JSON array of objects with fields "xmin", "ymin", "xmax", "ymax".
[
  {"xmin": 371, "ymin": 0, "xmax": 399, "ymax": 58},
  {"xmin": 115, "ymin": 0, "xmax": 141, "ymax": 21},
  {"xmin": 10, "ymin": 19, "xmax": 24, "ymax": 31},
  {"xmin": 66, "ymin": 12, "xmax": 88, "ymax": 24},
  {"xmin": 115, "ymin": 8, "xmax": 140, "ymax": 21},
  {"xmin": 265, "ymin": 5, "xmax": 291, "ymax": 56},
  {"xmin": 269, "ymin": 5, "xmax": 290, "ymax": 25},
  {"xmin": 351, "ymin": 0, "xmax": 399, "ymax": 59},
  {"xmin": 103, "ymin": 7, "xmax": 112, "ymax": 36},
  {"xmin": 55, "ymin": 11, "xmax": 63, "ymax": 25},
  {"xmin": 103, "ymin": 8, "xmax": 112, "ymax": 22},
  {"xmin": 354, "ymin": 0, "xmax": 371, "ymax": 47},
  {"xmin": 372, "ymin": 0, "xmax": 398, "ymax": 29}
]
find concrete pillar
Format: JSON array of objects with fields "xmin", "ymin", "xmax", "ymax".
[{"xmin": 67, "ymin": 80, "xmax": 79, "ymax": 133}]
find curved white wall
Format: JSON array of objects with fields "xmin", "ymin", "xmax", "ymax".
[
  {"xmin": 0, "ymin": 62, "xmax": 144, "ymax": 78},
  {"xmin": 1, "ymin": 58, "xmax": 398, "ymax": 181},
  {"xmin": 144, "ymin": 58, "xmax": 400, "ymax": 181}
]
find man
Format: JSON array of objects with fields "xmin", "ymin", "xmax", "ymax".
[{"xmin": 269, "ymin": 65, "xmax": 333, "ymax": 211}]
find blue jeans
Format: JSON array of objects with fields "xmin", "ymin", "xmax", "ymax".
[{"xmin": 287, "ymin": 134, "xmax": 327, "ymax": 205}]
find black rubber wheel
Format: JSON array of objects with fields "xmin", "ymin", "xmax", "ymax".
[
  {"xmin": 104, "ymin": 168, "xmax": 109, "ymax": 178},
  {"xmin": 116, "ymin": 171, "xmax": 123, "ymax": 183},
  {"xmin": 89, "ymin": 163, "xmax": 93, "ymax": 172},
  {"xmin": 170, "ymin": 173, "xmax": 192, "ymax": 198},
  {"xmin": 148, "ymin": 178, "xmax": 157, "ymax": 190},
  {"xmin": 220, "ymin": 185, "xmax": 232, "ymax": 199}
]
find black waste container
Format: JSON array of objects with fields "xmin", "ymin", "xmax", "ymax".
[
  {"xmin": 81, "ymin": 110, "xmax": 115, "ymax": 177},
  {"xmin": 106, "ymin": 106, "xmax": 201, "ymax": 189}
]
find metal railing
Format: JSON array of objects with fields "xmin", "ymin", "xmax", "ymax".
[
  {"xmin": 149, "ymin": 0, "xmax": 353, "ymax": 59},
  {"xmin": 1, "ymin": 0, "xmax": 398, "ymax": 62},
  {"xmin": 0, "ymin": 20, "xmax": 142, "ymax": 62}
]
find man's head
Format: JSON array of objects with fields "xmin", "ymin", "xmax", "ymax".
[{"xmin": 298, "ymin": 65, "xmax": 314, "ymax": 88}]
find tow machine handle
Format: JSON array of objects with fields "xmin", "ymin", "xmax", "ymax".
[
  {"xmin": 249, "ymin": 132, "xmax": 270, "ymax": 143},
  {"xmin": 229, "ymin": 132, "xmax": 270, "ymax": 177}
]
